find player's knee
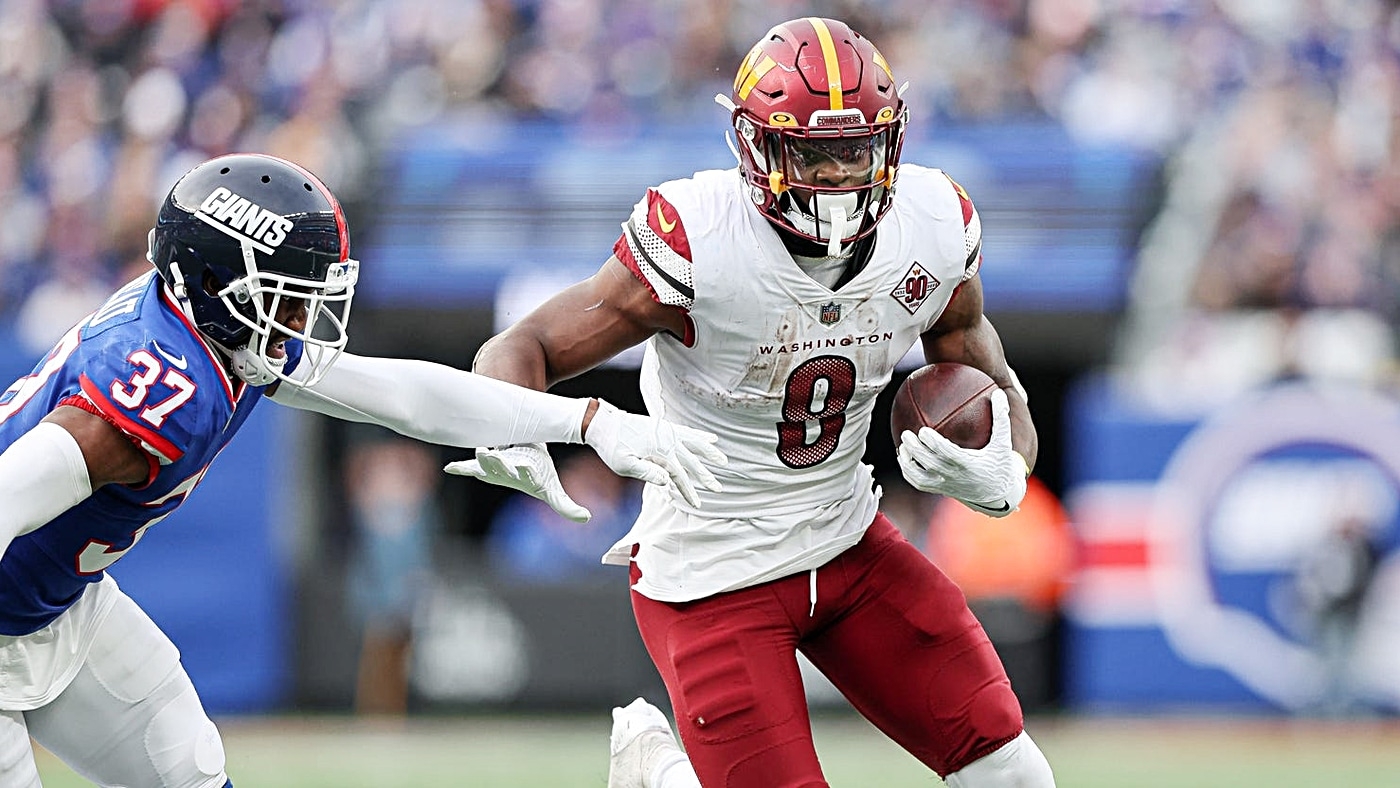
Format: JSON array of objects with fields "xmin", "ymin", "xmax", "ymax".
[
  {"xmin": 943, "ymin": 731, "xmax": 1054, "ymax": 788},
  {"xmin": 145, "ymin": 677, "xmax": 228, "ymax": 788},
  {"xmin": 967, "ymin": 680, "xmax": 1023, "ymax": 741}
]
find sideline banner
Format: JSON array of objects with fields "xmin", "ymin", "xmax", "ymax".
[{"xmin": 1064, "ymin": 375, "xmax": 1400, "ymax": 713}]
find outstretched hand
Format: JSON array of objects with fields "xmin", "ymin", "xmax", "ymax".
[
  {"xmin": 443, "ymin": 401, "xmax": 727, "ymax": 522},
  {"xmin": 444, "ymin": 443, "xmax": 592, "ymax": 522},
  {"xmin": 582, "ymin": 400, "xmax": 726, "ymax": 507},
  {"xmin": 895, "ymin": 387, "xmax": 1027, "ymax": 517}
]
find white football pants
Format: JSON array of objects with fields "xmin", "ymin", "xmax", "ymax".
[{"xmin": 0, "ymin": 588, "xmax": 228, "ymax": 788}]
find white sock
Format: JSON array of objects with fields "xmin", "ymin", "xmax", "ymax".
[
  {"xmin": 650, "ymin": 749, "xmax": 701, "ymax": 788},
  {"xmin": 943, "ymin": 731, "xmax": 1055, "ymax": 788}
]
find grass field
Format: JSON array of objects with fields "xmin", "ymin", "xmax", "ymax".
[{"xmin": 34, "ymin": 712, "xmax": 1400, "ymax": 786}]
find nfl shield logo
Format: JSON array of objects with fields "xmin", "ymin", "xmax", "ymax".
[{"xmin": 819, "ymin": 302, "xmax": 842, "ymax": 325}]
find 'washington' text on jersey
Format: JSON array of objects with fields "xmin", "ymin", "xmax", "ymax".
[{"xmin": 758, "ymin": 332, "xmax": 895, "ymax": 355}]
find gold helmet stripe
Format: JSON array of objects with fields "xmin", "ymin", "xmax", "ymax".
[
  {"xmin": 808, "ymin": 18, "xmax": 844, "ymax": 111},
  {"xmin": 735, "ymin": 55, "xmax": 777, "ymax": 101},
  {"xmin": 872, "ymin": 48, "xmax": 894, "ymax": 81}
]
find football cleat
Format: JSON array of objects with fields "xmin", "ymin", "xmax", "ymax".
[{"xmin": 607, "ymin": 697, "xmax": 688, "ymax": 788}]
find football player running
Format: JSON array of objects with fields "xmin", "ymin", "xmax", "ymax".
[
  {"xmin": 0, "ymin": 153, "xmax": 724, "ymax": 788},
  {"xmin": 466, "ymin": 17, "xmax": 1054, "ymax": 788}
]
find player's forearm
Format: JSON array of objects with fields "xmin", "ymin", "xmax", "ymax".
[
  {"xmin": 1007, "ymin": 393, "xmax": 1038, "ymax": 471},
  {"xmin": 923, "ymin": 308, "xmax": 1036, "ymax": 470},
  {"xmin": 272, "ymin": 352, "xmax": 590, "ymax": 448},
  {"xmin": 0, "ymin": 422, "xmax": 93, "ymax": 559}
]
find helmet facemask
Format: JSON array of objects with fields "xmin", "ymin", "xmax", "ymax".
[
  {"xmin": 773, "ymin": 128, "xmax": 895, "ymax": 256},
  {"xmin": 216, "ymin": 235, "xmax": 358, "ymax": 388}
]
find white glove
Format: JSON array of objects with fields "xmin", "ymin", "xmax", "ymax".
[
  {"xmin": 443, "ymin": 400, "xmax": 727, "ymax": 522},
  {"xmin": 896, "ymin": 387, "xmax": 1028, "ymax": 517},
  {"xmin": 581, "ymin": 400, "xmax": 726, "ymax": 508},
  {"xmin": 445, "ymin": 443, "xmax": 593, "ymax": 522}
]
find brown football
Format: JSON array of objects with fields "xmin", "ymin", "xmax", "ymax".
[{"xmin": 890, "ymin": 363, "xmax": 997, "ymax": 450}]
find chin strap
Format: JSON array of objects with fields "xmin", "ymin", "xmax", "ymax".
[
  {"xmin": 167, "ymin": 261, "xmax": 189, "ymax": 300},
  {"xmin": 825, "ymin": 205, "xmax": 848, "ymax": 257},
  {"xmin": 228, "ymin": 345, "xmax": 284, "ymax": 386},
  {"xmin": 783, "ymin": 192, "xmax": 860, "ymax": 257}
]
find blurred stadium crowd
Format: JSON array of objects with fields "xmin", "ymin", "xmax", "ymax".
[{"xmin": 3, "ymin": 0, "xmax": 1399, "ymax": 371}]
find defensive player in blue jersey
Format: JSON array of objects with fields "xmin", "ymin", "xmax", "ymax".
[{"xmin": 0, "ymin": 153, "xmax": 725, "ymax": 788}]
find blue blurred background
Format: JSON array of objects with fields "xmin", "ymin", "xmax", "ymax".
[{"xmin": 3, "ymin": 0, "xmax": 1399, "ymax": 723}]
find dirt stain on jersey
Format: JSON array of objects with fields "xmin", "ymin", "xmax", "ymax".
[{"xmin": 739, "ymin": 301, "xmax": 895, "ymax": 396}]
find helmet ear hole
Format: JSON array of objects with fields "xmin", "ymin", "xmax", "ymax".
[{"xmin": 201, "ymin": 270, "xmax": 221, "ymax": 298}]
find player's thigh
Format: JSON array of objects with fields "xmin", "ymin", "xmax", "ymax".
[
  {"xmin": 805, "ymin": 520, "xmax": 1022, "ymax": 776},
  {"xmin": 0, "ymin": 711, "xmax": 40, "ymax": 788},
  {"xmin": 630, "ymin": 567, "xmax": 827, "ymax": 788},
  {"xmin": 25, "ymin": 591, "xmax": 227, "ymax": 788}
]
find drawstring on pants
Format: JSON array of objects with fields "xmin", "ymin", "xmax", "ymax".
[{"xmin": 808, "ymin": 568, "xmax": 817, "ymax": 617}]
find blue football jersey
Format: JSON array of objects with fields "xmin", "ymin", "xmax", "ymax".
[{"xmin": 0, "ymin": 272, "xmax": 301, "ymax": 635}]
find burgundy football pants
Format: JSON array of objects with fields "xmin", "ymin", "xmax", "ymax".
[{"xmin": 629, "ymin": 513, "xmax": 1023, "ymax": 788}]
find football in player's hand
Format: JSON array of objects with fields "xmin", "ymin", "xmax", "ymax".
[{"xmin": 890, "ymin": 363, "xmax": 997, "ymax": 450}]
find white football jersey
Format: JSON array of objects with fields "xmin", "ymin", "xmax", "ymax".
[{"xmin": 603, "ymin": 164, "xmax": 983, "ymax": 602}]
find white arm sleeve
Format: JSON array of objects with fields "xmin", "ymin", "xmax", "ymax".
[
  {"xmin": 0, "ymin": 421, "xmax": 93, "ymax": 560},
  {"xmin": 270, "ymin": 352, "xmax": 590, "ymax": 449}
]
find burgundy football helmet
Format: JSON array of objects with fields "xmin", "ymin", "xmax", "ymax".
[{"xmin": 722, "ymin": 18, "xmax": 906, "ymax": 254}]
